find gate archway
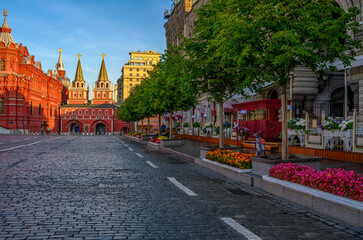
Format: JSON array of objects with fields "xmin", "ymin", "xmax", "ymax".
[
  {"xmin": 69, "ymin": 123, "xmax": 80, "ymax": 134},
  {"xmin": 95, "ymin": 123, "xmax": 106, "ymax": 135}
]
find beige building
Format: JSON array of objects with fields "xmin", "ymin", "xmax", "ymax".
[{"xmin": 118, "ymin": 51, "xmax": 161, "ymax": 102}]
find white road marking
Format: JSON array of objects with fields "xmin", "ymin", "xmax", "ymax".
[
  {"xmin": 221, "ymin": 217, "xmax": 262, "ymax": 240},
  {"xmin": 11, "ymin": 140, "xmax": 19, "ymax": 143},
  {"xmin": 168, "ymin": 177, "xmax": 197, "ymax": 196},
  {"xmin": 124, "ymin": 144, "xmax": 128, "ymax": 147},
  {"xmin": 0, "ymin": 137, "xmax": 63, "ymax": 153},
  {"xmin": 128, "ymin": 147, "xmax": 134, "ymax": 151},
  {"xmin": 146, "ymin": 161, "xmax": 158, "ymax": 168},
  {"xmin": 135, "ymin": 153, "xmax": 143, "ymax": 158},
  {"xmin": 25, "ymin": 138, "xmax": 31, "ymax": 140}
]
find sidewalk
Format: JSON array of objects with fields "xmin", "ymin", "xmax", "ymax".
[
  {"xmin": 122, "ymin": 135, "xmax": 363, "ymax": 227},
  {"xmin": 165, "ymin": 139, "xmax": 363, "ymax": 174}
]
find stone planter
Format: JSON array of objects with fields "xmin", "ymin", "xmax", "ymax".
[
  {"xmin": 141, "ymin": 135, "xmax": 152, "ymax": 141},
  {"xmin": 183, "ymin": 127, "xmax": 189, "ymax": 135},
  {"xmin": 251, "ymin": 155, "xmax": 322, "ymax": 176},
  {"xmin": 199, "ymin": 145, "xmax": 242, "ymax": 159},
  {"xmin": 160, "ymin": 139, "xmax": 183, "ymax": 147},
  {"xmin": 193, "ymin": 128, "xmax": 200, "ymax": 136}
]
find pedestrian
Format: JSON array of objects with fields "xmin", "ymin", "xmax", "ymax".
[
  {"xmin": 47, "ymin": 126, "xmax": 50, "ymax": 135},
  {"xmin": 40, "ymin": 125, "xmax": 44, "ymax": 135}
]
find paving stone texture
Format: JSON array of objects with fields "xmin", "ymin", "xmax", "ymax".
[{"xmin": 0, "ymin": 135, "xmax": 362, "ymax": 239}]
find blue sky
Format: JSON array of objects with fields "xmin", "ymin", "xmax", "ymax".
[{"xmin": 2, "ymin": 0, "xmax": 169, "ymax": 87}]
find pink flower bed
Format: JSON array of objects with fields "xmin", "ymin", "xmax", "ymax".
[
  {"xmin": 150, "ymin": 138, "xmax": 160, "ymax": 144},
  {"xmin": 269, "ymin": 163, "xmax": 363, "ymax": 201}
]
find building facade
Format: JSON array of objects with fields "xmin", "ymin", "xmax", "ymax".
[
  {"xmin": 164, "ymin": 0, "xmax": 363, "ymax": 136},
  {"xmin": 60, "ymin": 54, "xmax": 131, "ymax": 134},
  {"xmin": 0, "ymin": 11, "xmax": 68, "ymax": 134},
  {"xmin": 0, "ymin": 11, "xmax": 131, "ymax": 135},
  {"xmin": 117, "ymin": 51, "xmax": 161, "ymax": 102}
]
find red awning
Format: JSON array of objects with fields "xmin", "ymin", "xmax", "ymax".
[{"xmin": 232, "ymin": 99, "xmax": 281, "ymax": 111}]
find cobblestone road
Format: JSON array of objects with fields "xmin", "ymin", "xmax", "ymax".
[{"xmin": 0, "ymin": 135, "xmax": 362, "ymax": 239}]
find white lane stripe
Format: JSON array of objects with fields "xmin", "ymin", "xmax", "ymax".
[
  {"xmin": 11, "ymin": 140, "xmax": 19, "ymax": 143},
  {"xmin": 0, "ymin": 137, "xmax": 63, "ymax": 153},
  {"xmin": 128, "ymin": 147, "xmax": 134, "ymax": 151},
  {"xmin": 146, "ymin": 161, "xmax": 158, "ymax": 168},
  {"xmin": 25, "ymin": 138, "xmax": 31, "ymax": 140},
  {"xmin": 135, "ymin": 153, "xmax": 143, "ymax": 158},
  {"xmin": 221, "ymin": 218, "xmax": 261, "ymax": 240},
  {"xmin": 124, "ymin": 144, "xmax": 128, "ymax": 146},
  {"xmin": 168, "ymin": 177, "xmax": 197, "ymax": 196}
]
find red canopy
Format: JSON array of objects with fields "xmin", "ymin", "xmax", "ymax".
[{"xmin": 232, "ymin": 99, "xmax": 281, "ymax": 111}]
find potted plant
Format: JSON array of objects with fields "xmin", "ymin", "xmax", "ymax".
[
  {"xmin": 183, "ymin": 122, "xmax": 189, "ymax": 134},
  {"xmin": 223, "ymin": 121, "xmax": 231, "ymax": 139},
  {"xmin": 193, "ymin": 122, "xmax": 200, "ymax": 136},
  {"xmin": 237, "ymin": 126, "xmax": 249, "ymax": 140}
]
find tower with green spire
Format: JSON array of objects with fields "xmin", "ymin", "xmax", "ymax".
[
  {"xmin": 68, "ymin": 53, "xmax": 89, "ymax": 104},
  {"xmin": 92, "ymin": 53, "xmax": 114, "ymax": 104}
]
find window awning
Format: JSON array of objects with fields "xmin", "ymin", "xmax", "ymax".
[{"xmin": 232, "ymin": 99, "xmax": 281, "ymax": 111}]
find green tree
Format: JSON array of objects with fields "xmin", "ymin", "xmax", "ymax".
[
  {"xmin": 156, "ymin": 46, "xmax": 198, "ymax": 139},
  {"xmin": 182, "ymin": 1, "xmax": 250, "ymax": 148},
  {"xmin": 193, "ymin": 0, "xmax": 362, "ymax": 157}
]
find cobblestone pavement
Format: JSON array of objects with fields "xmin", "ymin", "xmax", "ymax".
[{"xmin": 0, "ymin": 135, "xmax": 362, "ymax": 239}]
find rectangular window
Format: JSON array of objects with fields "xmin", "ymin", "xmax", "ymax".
[
  {"xmin": 130, "ymin": 79, "xmax": 132, "ymax": 82},
  {"xmin": 136, "ymin": 68, "xmax": 139, "ymax": 72},
  {"xmin": 130, "ymin": 73, "xmax": 132, "ymax": 76},
  {"xmin": 0, "ymin": 98, "xmax": 4, "ymax": 114},
  {"xmin": 130, "ymin": 83, "xmax": 132, "ymax": 86},
  {"xmin": 143, "ymin": 74, "xmax": 146, "ymax": 77},
  {"xmin": 136, "ymin": 74, "xmax": 139, "ymax": 77},
  {"xmin": 143, "ymin": 69, "xmax": 146, "ymax": 72},
  {"xmin": 130, "ymin": 68, "xmax": 133, "ymax": 71},
  {"xmin": 149, "ymin": 61, "xmax": 153, "ymax": 65}
]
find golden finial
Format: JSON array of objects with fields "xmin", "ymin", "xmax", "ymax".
[
  {"xmin": 3, "ymin": 9, "xmax": 8, "ymax": 17},
  {"xmin": 77, "ymin": 53, "xmax": 81, "ymax": 59},
  {"xmin": 58, "ymin": 48, "xmax": 62, "ymax": 53},
  {"xmin": 101, "ymin": 53, "xmax": 106, "ymax": 59}
]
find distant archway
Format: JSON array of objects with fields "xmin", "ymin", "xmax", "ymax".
[
  {"xmin": 69, "ymin": 123, "xmax": 80, "ymax": 133},
  {"xmin": 95, "ymin": 123, "xmax": 106, "ymax": 135},
  {"xmin": 330, "ymin": 86, "xmax": 353, "ymax": 117}
]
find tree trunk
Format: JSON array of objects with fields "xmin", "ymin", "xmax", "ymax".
[
  {"xmin": 141, "ymin": 119, "xmax": 144, "ymax": 134},
  {"xmin": 147, "ymin": 117, "xmax": 150, "ymax": 133},
  {"xmin": 158, "ymin": 114, "xmax": 161, "ymax": 137},
  {"xmin": 169, "ymin": 112, "xmax": 173, "ymax": 139},
  {"xmin": 219, "ymin": 101, "xmax": 224, "ymax": 148},
  {"xmin": 281, "ymin": 85, "xmax": 289, "ymax": 160}
]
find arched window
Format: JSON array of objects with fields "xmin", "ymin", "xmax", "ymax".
[
  {"xmin": 106, "ymin": 83, "xmax": 109, "ymax": 88},
  {"xmin": 39, "ymin": 103, "xmax": 41, "ymax": 116},
  {"xmin": 50, "ymin": 106, "xmax": 52, "ymax": 117},
  {"xmin": 0, "ymin": 98, "xmax": 4, "ymax": 114},
  {"xmin": 0, "ymin": 59, "xmax": 4, "ymax": 71},
  {"xmin": 101, "ymin": 83, "xmax": 104, "ymax": 88}
]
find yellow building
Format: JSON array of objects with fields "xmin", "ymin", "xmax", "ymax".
[{"xmin": 118, "ymin": 50, "xmax": 161, "ymax": 102}]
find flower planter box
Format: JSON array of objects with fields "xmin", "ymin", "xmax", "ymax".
[
  {"xmin": 262, "ymin": 176, "xmax": 363, "ymax": 228},
  {"xmin": 251, "ymin": 155, "xmax": 322, "ymax": 176},
  {"xmin": 199, "ymin": 145, "xmax": 242, "ymax": 159},
  {"xmin": 141, "ymin": 135, "xmax": 153, "ymax": 141},
  {"xmin": 194, "ymin": 158, "xmax": 251, "ymax": 182},
  {"xmin": 160, "ymin": 138, "xmax": 183, "ymax": 147}
]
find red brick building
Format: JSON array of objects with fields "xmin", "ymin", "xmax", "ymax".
[
  {"xmin": 0, "ymin": 11, "xmax": 67, "ymax": 134},
  {"xmin": 60, "ymin": 54, "xmax": 131, "ymax": 135},
  {"xmin": 0, "ymin": 11, "xmax": 131, "ymax": 135}
]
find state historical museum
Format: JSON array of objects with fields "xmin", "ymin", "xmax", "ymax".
[{"xmin": 0, "ymin": 11, "xmax": 130, "ymax": 134}]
